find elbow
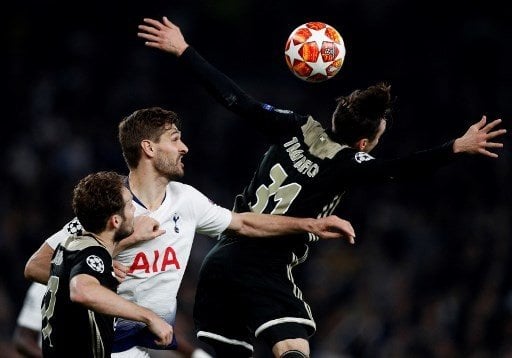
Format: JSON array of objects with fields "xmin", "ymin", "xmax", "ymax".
[
  {"xmin": 230, "ymin": 213, "xmax": 258, "ymax": 238},
  {"xmin": 23, "ymin": 260, "xmax": 37, "ymax": 282},
  {"xmin": 69, "ymin": 277, "xmax": 99, "ymax": 306},
  {"xmin": 23, "ymin": 265, "xmax": 33, "ymax": 281},
  {"xmin": 23, "ymin": 259, "xmax": 48, "ymax": 285},
  {"xmin": 24, "ymin": 244, "xmax": 53, "ymax": 284},
  {"xmin": 69, "ymin": 281, "xmax": 90, "ymax": 305},
  {"xmin": 70, "ymin": 290, "xmax": 89, "ymax": 305}
]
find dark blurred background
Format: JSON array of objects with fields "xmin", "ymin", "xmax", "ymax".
[{"xmin": 2, "ymin": 0, "xmax": 511, "ymax": 357}]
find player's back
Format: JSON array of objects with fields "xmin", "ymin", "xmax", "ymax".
[
  {"xmin": 41, "ymin": 235, "xmax": 117, "ymax": 358},
  {"xmin": 241, "ymin": 116, "xmax": 354, "ymax": 233}
]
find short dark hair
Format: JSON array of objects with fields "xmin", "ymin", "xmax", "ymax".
[
  {"xmin": 331, "ymin": 82, "xmax": 393, "ymax": 145},
  {"xmin": 118, "ymin": 107, "xmax": 181, "ymax": 169},
  {"xmin": 72, "ymin": 171, "xmax": 125, "ymax": 234}
]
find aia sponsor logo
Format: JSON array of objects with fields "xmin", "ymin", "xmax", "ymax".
[{"xmin": 128, "ymin": 246, "xmax": 180, "ymax": 273}]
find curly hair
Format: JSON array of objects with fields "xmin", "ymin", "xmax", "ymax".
[
  {"xmin": 331, "ymin": 82, "xmax": 393, "ymax": 145},
  {"xmin": 72, "ymin": 171, "xmax": 125, "ymax": 234}
]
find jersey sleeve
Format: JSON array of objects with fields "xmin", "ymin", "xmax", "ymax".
[
  {"xmin": 69, "ymin": 246, "xmax": 113, "ymax": 285},
  {"xmin": 184, "ymin": 185, "xmax": 232, "ymax": 237},
  {"xmin": 46, "ymin": 217, "xmax": 83, "ymax": 250},
  {"xmin": 337, "ymin": 140, "xmax": 457, "ymax": 184},
  {"xmin": 179, "ymin": 46, "xmax": 305, "ymax": 141}
]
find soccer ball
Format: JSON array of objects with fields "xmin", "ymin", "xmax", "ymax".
[{"xmin": 284, "ymin": 22, "xmax": 346, "ymax": 82}]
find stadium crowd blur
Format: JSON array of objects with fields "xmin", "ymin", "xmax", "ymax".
[{"xmin": 2, "ymin": 1, "xmax": 511, "ymax": 357}]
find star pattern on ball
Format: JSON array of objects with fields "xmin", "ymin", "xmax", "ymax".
[
  {"xmin": 285, "ymin": 39, "xmax": 303, "ymax": 66},
  {"xmin": 308, "ymin": 51, "xmax": 333, "ymax": 78},
  {"xmin": 307, "ymin": 28, "xmax": 332, "ymax": 54}
]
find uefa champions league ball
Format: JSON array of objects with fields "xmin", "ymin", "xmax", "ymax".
[{"xmin": 284, "ymin": 22, "xmax": 346, "ymax": 82}]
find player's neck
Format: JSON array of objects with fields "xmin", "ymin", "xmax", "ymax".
[
  {"xmin": 89, "ymin": 232, "xmax": 114, "ymax": 256},
  {"xmin": 127, "ymin": 170, "xmax": 167, "ymax": 211}
]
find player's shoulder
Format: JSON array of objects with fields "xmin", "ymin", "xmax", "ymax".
[
  {"xmin": 62, "ymin": 234, "xmax": 105, "ymax": 252},
  {"xmin": 337, "ymin": 147, "xmax": 376, "ymax": 164},
  {"xmin": 167, "ymin": 181, "xmax": 212, "ymax": 205},
  {"xmin": 167, "ymin": 181, "xmax": 201, "ymax": 195},
  {"xmin": 353, "ymin": 151, "xmax": 375, "ymax": 163},
  {"xmin": 167, "ymin": 181, "xmax": 225, "ymax": 212}
]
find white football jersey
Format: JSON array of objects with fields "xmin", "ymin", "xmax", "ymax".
[{"xmin": 115, "ymin": 182, "xmax": 231, "ymax": 317}]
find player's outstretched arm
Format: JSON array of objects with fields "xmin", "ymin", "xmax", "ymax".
[
  {"xmin": 228, "ymin": 212, "xmax": 356, "ymax": 244},
  {"xmin": 138, "ymin": 15, "xmax": 286, "ymax": 133},
  {"xmin": 138, "ymin": 16, "xmax": 188, "ymax": 57},
  {"xmin": 70, "ymin": 274, "xmax": 173, "ymax": 346},
  {"xmin": 453, "ymin": 115, "xmax": 506, "ymax": 158}
]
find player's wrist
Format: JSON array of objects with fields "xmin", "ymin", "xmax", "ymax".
[
  {"xmin": 176, "ymin": 43, "xmax": 189, "ymax": 56},
  {"xmin": 304, "ymin": 218, "xmax": 317, "ymax": 235},
  {"xmin": 143, "ymin": 311, "xmax": 162, "ymax": 327},
  {"xmin": 452, "ymin": 138, "xmax": 465, "ymax": 154}
]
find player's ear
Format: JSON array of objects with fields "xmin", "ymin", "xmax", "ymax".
[
  {"xmin": 355, "ymin": 138, "xmax": 368, "ymax": 151},
  {"xmin": 140, "ymin": 140, "xmax": 155, "ymax": 157},
  {"xmin": 110, "ymin": 214, "xmax": 122, "ymax": 229}
]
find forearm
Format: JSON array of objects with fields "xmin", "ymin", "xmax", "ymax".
[
  {"xmin": 388, "ymin": 140, "xmax": 457, "ymax": 178},
  {"xmin": 230, "ymin": 212, "xmax": 314, "ymax": 238},
  {"xmin": 113, "ymin": 235, "xmax": 137, "ymax": 257},
  {"xmin": 357, "ymin": 140, "xmax": 457, "ymax": 183},
  {"xmin": 71, "ymin": 276, "xmax": 159, "ymax": 325},
  {"xmin": 179, "ymin": 47, "xmax": 261, "ymax": 116},
  {"xmin": 90, "ymin": 291, "xmax": 157, "ymax": 324}
]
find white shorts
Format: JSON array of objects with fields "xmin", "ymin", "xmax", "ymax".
[{"xmin": 111, "ymin": 346, "xmax": 149, "ymax": 358}]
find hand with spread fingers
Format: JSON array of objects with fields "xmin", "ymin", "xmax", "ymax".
[
  {"xmin": 453, "ymin": 115, "xmax": 507, "ymax": 157},
  {"xmin": 138, "ymin": 16, "xmax": 189, "ymax": 56}
]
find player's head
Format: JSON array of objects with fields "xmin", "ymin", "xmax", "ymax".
[
  {"xmin": 72, "ymin": 171, "xmax": 135, "ymax": 241},
  {"xmin": 331, "ymin": 82, "xmax": 392, "ymax": 152},
  {"xmin": 119, "ymin": 107, "xmax": 188, "ymax": 179}
]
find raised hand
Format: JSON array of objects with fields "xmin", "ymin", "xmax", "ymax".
[
  {"xmin": 138, "ymin": 16, "xmax": 189, "ymax": 56},
  {"xmin": 453, "ymin": 115, "xmax": 507, "ymax": 158}
]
